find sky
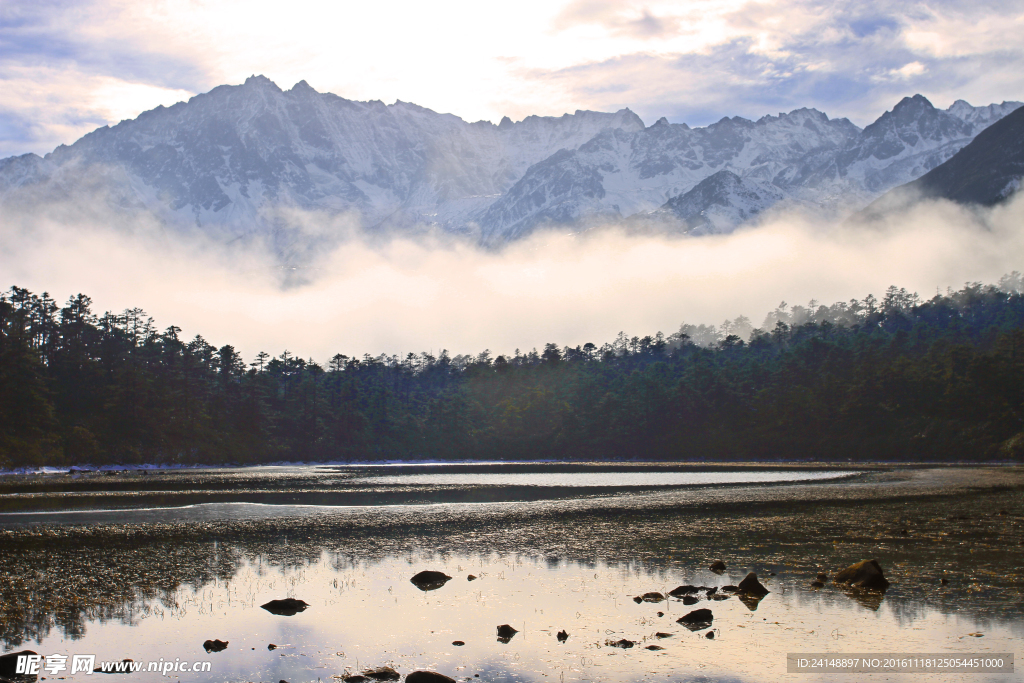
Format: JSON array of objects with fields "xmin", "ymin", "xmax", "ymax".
[{"xmin": 3, "ymin": 0, "xmax": 1024, "ymax": 158}]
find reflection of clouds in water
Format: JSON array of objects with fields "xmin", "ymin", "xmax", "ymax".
[
  {"xmin": 2, "ymin": 480, "xmax": 1022, "ymax": 676},
  {"xmin": 2, "ymin": 546, "xmax": 1019, "ymax": 683}
]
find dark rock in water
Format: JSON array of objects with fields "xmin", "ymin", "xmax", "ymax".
[
  {"xmin": 654, "ymin": 632, "xmax": 673, "ymax": 638},
  {"xmin": 816, "ymin": 573, "xmax": 828, "ymax": 582},
  {"xmin": 496, "ymin": 624, "xmax": 519, "ymax": 643},
  {"xmin": 406, "ymin": 671, "xmax": 456, "ymax": 683},
  {"xmin": 721, "ymin": 585, "xmax": 739, "ymax": 593},
  {"xmin": 203, "ymin": 639, "xmax": 229, "ymax": 652},
  {"xmin": 682, "ymin": 595, "xmax": 699, "ymax": 605},
  {"xmin": 834, "ymin": 560, "xmax": 890, "ymax": 590},
  {"xmin": 811, "ymin": 581, "xmax": 825, "ymax": 588},
  {"xmin": 557, "ymin": 630, "xmax": 568, "ymax": 642},
  {"xmin": 341, "ymin": 676, "xmax": 370, "ymax": 683},
  {"xmin": 467, "ymin": 575, "xmax": 477, "ymax": 581},
  {"xmin": 642, "ymin": 592, "xmax": 665, "ymax": 602},
  {"xmin": 705, "ymin": 631, "xmax": 715, "ymax": 639},
  {"xmin": 452, "ymin": 641, "xmax": 464, "ymax": 646},
  {"xmin": 669, "ymin": 585, "xmax": 699, "ymax": 596},
  {"xmin": 607, "ymin": 639, "xmax": 635, "ymax": 648},
  {"xmin": 739, "ymin": 593, "xmax": 766, "ymax": 611},
  {"xmin": 705, "ymin": 587, "xmax": 718, "ymax": 595},
  {"xmin": 410, "ymin": 571, "xmax": 453, "ymax": 591},
  {"xmin": 361, "ymin": 667, "xmax": 400, "ymax": 681},
  {"xmin": 645, "ymin": 645, "xmax": 664, "ymax": 650},
  {"xmin": 709, "ymin": 560, "xmax": 727, "ymax": 573},
  {"xmin": 738, "ymin": 572, "xmax": 770, "ymax": 597},
  {"xmin": 677, "ymin": 608, "xmax": 713, "ymax": 631},
  {"xmin": 656, "ymin": 611, "xmax": 664, "ymax": 617},
  {"xmin": 940, "ymin": 578, "xmax": 949, "ymax": 586},
  {"xmin": 0, "ymin": 650, "xmax": 38, "ymax": 679},
  {"xmin": 632, "ymin": 596, "xmax": 643, "ymax": 604},
  {"xmin": 261, "ymin": 598, "xmax": 309, "ymax": 615},
  {"xmin": 268, "ymin": 644, "xmax": 278, "ymax": 650},
  {"xmin": 711, "ymin": 594, "xmax": 730, "ymax": 600},
  {"xmin": 280, "ymin": 680, "xmax": 289, "ymax": 683}
]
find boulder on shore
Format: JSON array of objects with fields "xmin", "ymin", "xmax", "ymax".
[
  {"xmin": 0, "ymin": 650, "xmax": 39, "ymax": 679},
  {"xmin": 834, "ymin": 560, "xmax": 890, "ymax": 590},
  {"xmin": 606, "ymin": 639, "xmax": 635, "ymax": 648},
  {"xmin": 260, "ymin": 598, "xmax": 309, "ymax": 615},
  {"xmin": 406, "ymin": 672, "xmax": 456, "ymax": 683},
  {"xmin": 737, "ymin": 572, "xmax": 770, "ymax": 597},
  {"xmin": 410, "ymin": 571, "xmax": 452, "ymax": 591},
  {"xmin": 709, "ymin": 561, "xmax": 727, "ymax": 573},
  {"xmin": 361, "ymin": 666, "xmax": 400, "ymax": 681},
  {"xmin": 677, "ymin": 608, "xmax": 714, "ymax": 631}
]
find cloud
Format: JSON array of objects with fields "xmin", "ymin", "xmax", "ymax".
[
  {"xmin": 552, "ymin": 1, "xmax": 678, "ymax": 39},
  {"xmin": 535, "ymin": 0, "xmax": 1024, "ymax": 126},
  {"xmin": 0, "ymin": 0, "xmax": 212, "ymax": 156},
  {"xmin": 3, "ymin": 186, "xmax": 1023, "ymax": 365},
  {"xmin": 1, "ymin": 0, "xmax": 1023, "ymax": 157}
]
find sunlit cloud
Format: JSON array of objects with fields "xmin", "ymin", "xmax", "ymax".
[
  {"xmin": 3, "ymin": 190, "xmax": 1022, "ymax": 363},
  {"xmin": 1, "ymin": 0, "xmax": 1023, "ymax": 155}
]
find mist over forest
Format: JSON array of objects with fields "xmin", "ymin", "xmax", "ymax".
[{"xmin": 5, "ymin": 257, "xmax": 1024, "ymax": 468}]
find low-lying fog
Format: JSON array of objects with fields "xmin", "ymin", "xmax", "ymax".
[{"xmin": 2, "ymin": 192, "xmax": 1022, "ymax": 363}]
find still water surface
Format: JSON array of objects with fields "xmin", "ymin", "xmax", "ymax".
[
  {"xmin": 0, "ymin": 465, "xmax": 1020, "ymax": 683},
  {"xmin": 348, "ymin": 470, "xmax": 856, "ymax": 487}
]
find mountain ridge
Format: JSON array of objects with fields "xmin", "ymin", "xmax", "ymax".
[{"xmin": 1, "ymin": 76, "xmax": 1020, "ymax": 243}]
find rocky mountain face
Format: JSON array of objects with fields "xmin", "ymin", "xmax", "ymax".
[
  {"xmin": 1, "ymin": 76, "xmax": 1020, "ymax": 243},
  {"xmin": 907, "ymin": 104, "xmax": 1024, "ymax": 205},
  {"xmin": 859, "ymin": 105, "xmax": 1024, "ymax": 217}
]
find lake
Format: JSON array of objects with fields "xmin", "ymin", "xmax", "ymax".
[{"xmin": 0, "ymin": 464, "xmax": 1020, "ymax": 682}]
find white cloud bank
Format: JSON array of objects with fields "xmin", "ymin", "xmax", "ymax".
[{"xmin": 2, "ymin": 192, "xmax": 1022, "ymax": 364}]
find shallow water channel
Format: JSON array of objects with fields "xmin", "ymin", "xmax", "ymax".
[{"xmin": 0, "ymin": 465, "xmax": 1021, "ymax": 683}]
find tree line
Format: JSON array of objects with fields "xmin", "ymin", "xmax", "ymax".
[{"xmin": 3, "ymin": 275, "xmax": 1024, "ymax": 468}]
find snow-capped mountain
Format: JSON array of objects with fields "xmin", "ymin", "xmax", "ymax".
[
  {"xmin": 0, "ymin": 75, "xmax": 644, "ymax": 236},
  {"xmin": 864, "ymin": 104, "xmax": 1024, "ymax": 214},
  {"xmin": 484, "ymin": 95, "xmax": 1022, "ymax": 236},
  {"xmin": 654, "ymin": 171, "xmax": 787, "ymax": 234},
  {"xmin": 0, "ymin": 76, "xmax": 1020, "ymax": 243}
]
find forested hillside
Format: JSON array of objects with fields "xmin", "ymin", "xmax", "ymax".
[{"xmin": 4, "ymin": 276, "xmax": 1024, "ymax": 468}]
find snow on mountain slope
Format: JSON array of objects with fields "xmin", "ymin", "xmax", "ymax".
[
  {"xmin": 655, "ymin": 171, "xmax": 788, "ymax": 234},
  {"xmin": 480, "ymin": 95, "xmax": 1021, "ymax": 237},
  {"xmin": 478, "ymin": 107, "xmax": 861, "ymax": 238},
  {"xmin": 0, "ymin": 76, "xmax": 643, "ymax": 236},
  {"xmin": 1, "ymin": 78, "xmax": 1019, "ymax": 244}
]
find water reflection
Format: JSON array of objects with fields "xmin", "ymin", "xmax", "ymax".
[
  {"xmin": 0, "ymin": 486, "xmax": 1021, "ymax": 682},
  {"xmin": 349, "ymin": 471, "xmax": 858, "ymax": 487}
]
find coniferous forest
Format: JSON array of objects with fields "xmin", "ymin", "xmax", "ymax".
[{"xmin": 4, "ymin": 276, "xmax": 1024, "ymax": 468}]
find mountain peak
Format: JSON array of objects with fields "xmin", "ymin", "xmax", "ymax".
[
  {"xmin": 892, "ymin": 94, "xmax": 935, "ymax": 112},
  {"xmin": 244, "ymin": 74, "xmax": 279, "ymax": 89}
]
